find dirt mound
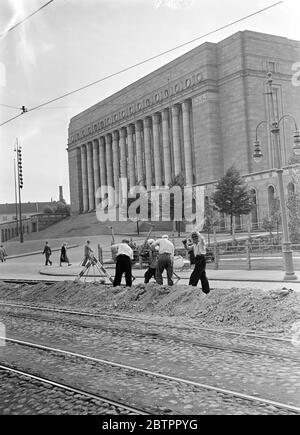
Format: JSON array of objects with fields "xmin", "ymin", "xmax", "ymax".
[{"xmin": 0, "ymin": 281, "xmax": 299, "ymax": 334}]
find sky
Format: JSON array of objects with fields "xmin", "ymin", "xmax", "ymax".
[{"xmin": 1, "ymin": 0, "xmax": 300, "ymax": 205}]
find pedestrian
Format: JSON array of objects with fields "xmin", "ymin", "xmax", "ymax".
[
  {"xmin": 0, "ymin": 245, "xmax": 7, "ymax": 262},
  {"xmin": 152, "ymin": 235, "xmax": 175, "ymax": 286},
  {"xmin": 144, "ymin": 239, "xmax": 159, "ymax": 284},
  {"xmin": 42, "ymin": 241, "xmax": 52, "ymax": 266},
  {"xmin": 111, "ymin": 239, "xmax": 134, "ymax": 287},
  {"xmin": 82, "ymin": 240, "xmax": 93, "ymax": 266},
  {"xmin": 59, "ymin": 243, "xmax": 72, "ymax": 267},
  {"xmin": 183, "ymin": 231, "xmax": 210, "ymax": 294}
]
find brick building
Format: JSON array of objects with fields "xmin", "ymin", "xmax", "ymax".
[{"xmin": 67, "ymin": 30, "xmax": 300, "ymax": 230}]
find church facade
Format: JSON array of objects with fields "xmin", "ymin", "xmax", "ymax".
[{"xmin": 67, "ymin": 30, "xmax": 300, "ymax": 230}]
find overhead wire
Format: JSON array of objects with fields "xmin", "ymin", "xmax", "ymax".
[
  {"xmin": 0, "ymin": 0, "xmax": 284, "ymax": 128},
  {"xmin": 0, "ymin": 0, "xmax": 55, "ymax": 39}
]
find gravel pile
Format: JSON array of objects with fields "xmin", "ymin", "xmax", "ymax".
[{"xmin": 0, "ymin": 281, "xmax": 299, "ymax": 333}]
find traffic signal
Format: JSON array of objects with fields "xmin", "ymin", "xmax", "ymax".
[{"xmin": 17, "ymin": 147, "xmax": 23, "ymax": 189}]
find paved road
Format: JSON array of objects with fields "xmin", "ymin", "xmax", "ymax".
[{"xmin": 1, "ymin": 247, "xmax": 300, "ymax": 292}]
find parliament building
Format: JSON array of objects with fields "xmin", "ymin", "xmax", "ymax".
[{"xmin": 67, "ymin": 30, "xmax": 300, "ymax": 230}]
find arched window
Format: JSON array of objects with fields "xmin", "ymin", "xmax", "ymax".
[
  {"xmin": 268, "ymin": 186, "xmax": 275, "ymax": 214},
  {"xmin": 287, "ymin": 182, "xmax": 295, "ymax": 197},
  {"xmin": 250, "ymin": 189, "xmax": 258, "ymax": 230},
  {"xmin": 192, "ymin": 198, "xmax": 197, "ymax": 214}
]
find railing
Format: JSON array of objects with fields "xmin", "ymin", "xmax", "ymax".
[{"xmin": 210, "ymin": 243, "xmax": 300, "ymax": 270}]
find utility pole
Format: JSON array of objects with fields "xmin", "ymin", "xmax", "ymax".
[
  {"xmin": 13, "ymin": 157, "xmax": 19, "ymax": 236},
  {"xmin": 15, "ymin": 139, "xmax": 24, "ymax": 243}
]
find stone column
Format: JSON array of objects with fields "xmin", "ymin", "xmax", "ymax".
[
  {"xmin": 144, "ymin": 117, "xmax": 153, "ymax": 190},
  {"xmin": 86, "ymin": 142, "xmax": 95, "ymax": 210},
  {"xmin": 152, "ymin": 113, "xmax": 162, "ymax": 187},
  {"xmin": 172, "ymin": 104, "xmax": 182, "ymax": 176},
  {"xmin": 92, "ymin": 139, "xmax": 100, "ymax": 201},
  {"xmin": 105, "ymin": 134, "xmax": 114, "ymax": 188},
  {"xmin": 113, "ymin": 130, "xmax": 120, "ymax": 204},
  {"xmin": 80, "ymin": 145, "xmax": 89, "ymax": 212},
  {"xmin": 119, "ymin": 128, "xmax": 127, "ymax": 180},
  {"xmin": 162, "ymin": 108, "xmax": 172, "ymax": 185},
  {"xmin": 182, "ymin": 100, "xmax": 193, "ymax": 185},
  {"xmin": 127, "ymin": 124, "xmax": 136, "ymax": 188},
  {"xmin": 135, "ymin": 121, "xmax": 144, "ymax": 185},
  {"xmin": 99, "ymin": 136, "xmax": 107, "ymax": 188}
]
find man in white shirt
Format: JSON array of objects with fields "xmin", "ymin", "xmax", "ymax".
[
  {"xmin": 111, "ymin": 239, "xmax": 134, "ymax": 287},
  {"xmin": 183, "ymin": 231, "xmax": 210, "ymax": 294},
  {"xmin": 152, "ymin": 235, "xmax": 175, "ymax": 286}
]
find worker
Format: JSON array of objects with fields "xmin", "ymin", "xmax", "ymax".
[
  {"xmin": 111, "ymin": 239, "xmax": 134, "ymax": 287},
  {"xmin": 152, "ymin": 235, "xmax": 174, "ymax": 286},
  {"xmin": 183, "ymin": 231, "xmax": 210, "ymax": 294}
]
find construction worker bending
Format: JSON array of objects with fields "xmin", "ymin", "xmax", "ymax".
[
  {"xmin": 144, "ymin": 239, "xmax": 159, "ymax": 283},
  {"xmin": 112, "ymin": 239, "xmax": 134, "ymax": 287},
  {"xmin": 183, "ymin": 231, "xmax": 210, "ymax": 294},
  {"xmin": 152, "ymin": 235, "xmax": 174, "ymax": 286}
]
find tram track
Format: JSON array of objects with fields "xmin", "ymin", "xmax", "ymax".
[
  {"xmin": 0, "ymin": 301, "xmax": 292, "ymax": 341},
  {"xmin": 0, "ymin": 363, "xmax": 150, "ymax": 415},
  {"xmin": 0, "ymin": 301, "xmax": 297, "ymax": 365},
  {"xmin": 0, "ymin": 335, "xmax": 299, "ymax": 415}
]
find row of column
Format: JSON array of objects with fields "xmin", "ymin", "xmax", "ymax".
[{"xmin": 79, "ymin": 100, "xmax": 194, "ymax": 212}]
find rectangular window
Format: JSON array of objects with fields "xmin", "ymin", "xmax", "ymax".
[{"xmin": 267, "ymin": 61, "xmax": 276, "ymax": 73}]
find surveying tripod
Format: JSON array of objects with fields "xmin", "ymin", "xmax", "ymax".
[{"xmin": 75, "ymin": 253, "xmax": 114, "ymax": 284}]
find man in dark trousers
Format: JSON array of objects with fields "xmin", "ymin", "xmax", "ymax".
[
  {"xmin": 152, "ymin": 235, "xmax": 174, "ymax": 286},
  {"xmin": 143, "ymin": 239, "xmax": 159, "ymax": 284},
  {"xmin": 111, "ymin": 239, "xmax": 133, "ymax": 287},
  {"xmin": 42, "ymin": 241, "xmax": 52, "ymax": 266},
  {"xmin": 183, "ymin": 231, "xmax": 210, "ymax": 294}
]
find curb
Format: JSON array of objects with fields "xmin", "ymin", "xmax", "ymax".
[{"xmin": 38, "ymin": 269, "xmax": 300, "ymax": 284}]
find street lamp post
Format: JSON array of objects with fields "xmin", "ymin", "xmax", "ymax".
[
  {"xmin": 14, "ymin": 139, "xmax": 24, "ymax": 244},
  {"xmin": 253, "ymin": 73, "xmax": 300, "ymax": 281}
]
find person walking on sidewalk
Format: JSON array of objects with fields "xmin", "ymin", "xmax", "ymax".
[
  {"xmin": 60, "ymin": 243, "xmax": 72, "ymax": 267},
  {"xmin": 112, "ymin": 239, "xmax": 134, "ymax": 287},
  {"xmin": 0, "ymin": 245, "xmax": 7, "ymax": 262},
  {"xmin": 82, "ymin": 240, "xmax": 93, "ymax": 266},
  {"xmin": 152, "ymin": 235, "xmax": 175, "ymax": 286},
  {"xmin": 42, "ymin": 241, "xmax": 52, "ymax": 266},
  {"xmin": 183, "ymin": 231, "xmax": 210, "ymax": 294}
]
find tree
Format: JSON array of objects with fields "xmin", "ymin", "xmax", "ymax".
[
  {"xmin": 288, "ymin": 154, "xmax": 300, "ymax": 165},
  {"xmin": 53, "ymin": 201, "xmax": 71, "ymax": 216},
  {"xmin": 212, "ymin": 166, "xmax": 253, "ymax": 234},
  {"xmin": 261, "ymin": 198, "xmax": 281, "ymax": 244},
  {"xmin": 43, "ymin": 205, "xmax": 54, "ymax": 214},
  {"xmin": 261, "ymin": 215, "xmax": 274, "ymax": 240},
  {"xmin": 287, "ymin": 192, "xmax": 300, "ymax": 244},
  {"xmin": 203, "ymin": 196, "xmax": 219, "ymax": 246}
]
